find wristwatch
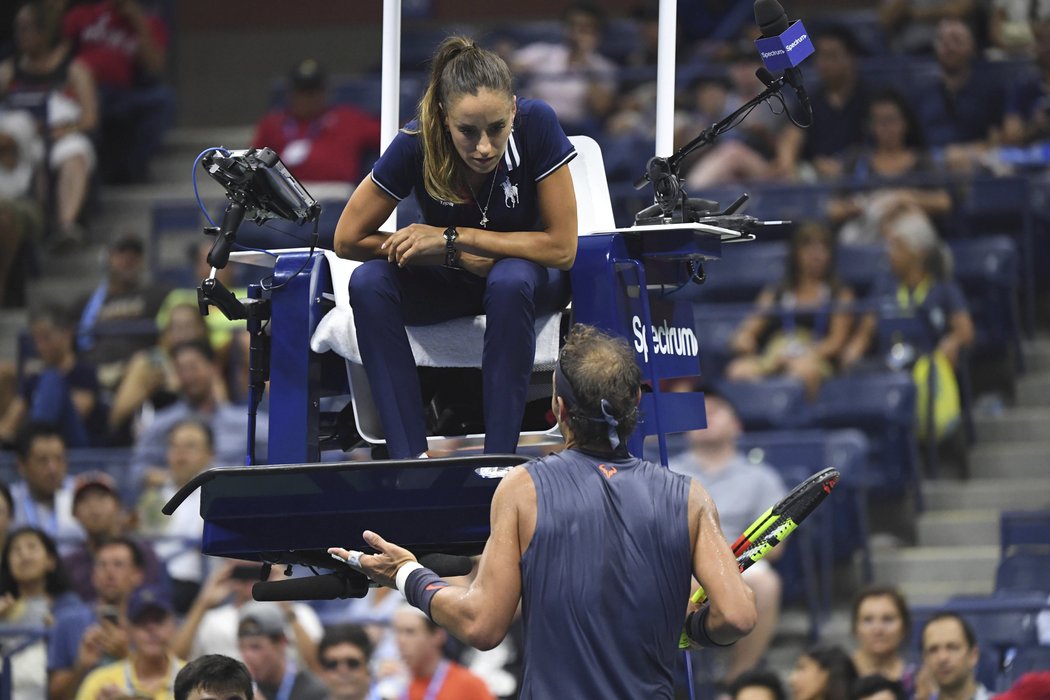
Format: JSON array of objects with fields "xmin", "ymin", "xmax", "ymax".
[{"xmin": 443, "ymin": 226, "xmax": 459, "ymax": 268}]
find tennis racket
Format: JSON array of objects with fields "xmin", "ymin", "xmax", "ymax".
[{"xmin": 678, "ymin": 466, "xmax": 840, "ymax": 648}]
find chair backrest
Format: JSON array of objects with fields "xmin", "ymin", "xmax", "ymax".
[
  {"xmin": 567, "ymin": 135, "xmax": 615, "ymax": 235},
  {"xmin": 715, "ymin": 377, "xmax": 811, "ymax": 431},
  {"xmin": 996, "ymin": 551, "xmax": 1050, "ymax": 594},
  {"xmin": 397, "ymin": 135, "xmax": 613, "ymax": 236},
  {"xmin": 1000, "ymin": 510, "xmax": 1050, "ymax": 554}
]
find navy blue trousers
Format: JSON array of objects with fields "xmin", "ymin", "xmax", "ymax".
[{"xmin": 350, "ymin": 258, "xmax": 569, "ymax": 458}]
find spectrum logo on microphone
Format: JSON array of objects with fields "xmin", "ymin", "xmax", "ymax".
[{"xmin": 755, "ymin": 19, "xmax": 814, "ymax": 72}]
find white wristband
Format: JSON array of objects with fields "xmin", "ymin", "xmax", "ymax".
[{"xmin": 395, "ymin": 562, "xmax": 425, "ymax": 596}]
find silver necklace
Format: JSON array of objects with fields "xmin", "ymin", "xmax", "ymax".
[{"xmin": 466, "ymin": 170, "xmax": 498, "ymax": 228}]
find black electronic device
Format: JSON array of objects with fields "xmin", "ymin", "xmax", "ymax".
[{"xmin": 202, "ymin": 147, "xmax": 320, "ymax": 226}]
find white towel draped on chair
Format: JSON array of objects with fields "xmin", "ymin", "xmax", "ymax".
[{"xmin": 309, "ymin": 251, "xmax": 563, "ymax": 369}]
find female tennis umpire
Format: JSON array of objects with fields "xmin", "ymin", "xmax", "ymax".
[
  {"xmin": 333, "ymin": 36, "xmax": 578, "ymax": 459},
  {"xmin": 331, "ymin": 325, "xmax": 757, "ymax": 698}
]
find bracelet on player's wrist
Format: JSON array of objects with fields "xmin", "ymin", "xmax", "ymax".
[{"xmin": 686, "ymin": 605, "xmax": 736, "ymax": 648}]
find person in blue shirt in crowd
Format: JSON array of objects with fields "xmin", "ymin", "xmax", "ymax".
[
  {"xmin": 841, "ymin": 206, "xmax": 975, "ymax": 446},
  {"xmin": 333, "ymin": 36, "xmax": 579, "ymax": 459},
  {"xmin": 914, "ymin": 19, "xmax": 1006, "ymax": 171},
  {"xmin": 1001, "ymin": 20, "xmax": 1050, "ymax": 147}
]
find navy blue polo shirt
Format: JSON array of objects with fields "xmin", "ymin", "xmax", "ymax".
[
  {"xmin": 370, "ymin": 97, "xmax": 576, "ymax": 231},
  {"xmin": 914, "ymin": 69, "xmax": 1005, "ymax": 147}
]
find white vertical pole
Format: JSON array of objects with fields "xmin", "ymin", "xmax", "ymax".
[
  {"xmin": 654, "ymin": 0, "xmax": 677, "ymax": 158},
  {"xmin": 380, "ymin": 0, "xmax": 401, "ymax": 231}
]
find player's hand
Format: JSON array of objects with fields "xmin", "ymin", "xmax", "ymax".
[
  {"xmin": 328, "ymin": 530, "xmax": 418, "ymax": 589},
  {"xmin": 382, "ymin": 224, "xmax": 445, "ymax": 267}
]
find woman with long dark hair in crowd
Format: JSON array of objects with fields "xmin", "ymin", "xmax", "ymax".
[
  {"xmin": 727, "ymin": 222, "xmax": 855, "ymax": 399},
  {"xmin": 0, "ymin": 525, "xmax": 78, "ymax": 700},
  {"xmin": 850, "ymin": 586, "xmax": 919, "ymax": 697},
  {"xmin": 827, "ymin": 89, "xmax": 952, "ymax": 246},
  {"xmin": 789, "ymin": 644, "xmax": 859, "ymax": 700}
]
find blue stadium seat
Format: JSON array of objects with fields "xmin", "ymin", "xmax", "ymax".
[
  {"xmin": 836, "ymin": 243, "xmax": 888, "ymax": 299},
  {"xmin": 814, "ymin": 372, "xmax": 920, "ymax": 497},
  {"xmin": 746, "ymin": 184, "xmax": 831, "ymax": 230},
  {"xmin": 715, "ymin": 377, "xmax": 811, "ymax": 431},
  {"xmin": 151, "ymin": 201, "xmax": 207, "ymax": 286},
  {"xmin": 1000, "ymin": 510, "xmax": 1050, "ymax": 554},
  {"xmin": 737, "ymin": 429, "xmax": 872, "ymax": 573},
  {"xmin": 996, "ymin": 551, "xmax": 1050, "ymax": 594},
  {"xmin": 691, "ymin": 302, "xmax": 752, "ymax": 380},
  {"xmin": 810, "ymin": 9, "xmax": 889, "ymax": 55},
  {"xmin": 958, "ymin": 175, "xmax": 1035, "ymax": 333},
  {"xmin": 490, "ymin": 20, "xmax": 563, "ymax": 49},
  {"xmin": 677, "ymin": 241, "xmax": 787, "ymax": 304},
  {"xmin": 399, "ymin": 25, "xmax": 480, "ymax": 72},
  {"xmin": 948, "ymin": 235, "xmax": 1022, "ymax": 367},
  {"xmin": 598, "ymin": 18, "xmax": 641, "ymax": 63},
  {"xmin": 1002, "ymin": 646, "xmax": 1050, "ymax": 687}
]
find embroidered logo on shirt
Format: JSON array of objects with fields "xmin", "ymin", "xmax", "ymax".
[
  {"xmin": 598, "ymin": 464, "xmax": 617, "ymax": 479},
  {"xmin": 501, "ymin": 177, "xmax": 519, "ymax": 208},
  {"xmin": 425, "ymin": 582, "xmax": 449, "ymax": 591}
]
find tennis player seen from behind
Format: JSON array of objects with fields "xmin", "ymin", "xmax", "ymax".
[{"xmin": 330, "ymin": 324, "xmax": 757, "ymax": 699}]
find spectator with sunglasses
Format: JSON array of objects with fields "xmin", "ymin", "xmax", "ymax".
[{"xmin": 317, "ymin": 624, "xmax": 381, "ymax": 700}]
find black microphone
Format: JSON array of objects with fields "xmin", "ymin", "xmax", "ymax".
[
  {"xmin": 753, "ymin": 0, "xmax": 814, "ymax": 124},
  {"xmin": 254, "ymin": 574, "xmax": 369, "ymax": 601},
  {"xmin": 252, "ymin": 553, "xmax": 475, "ymax": 602},
  {"xmin": 419, "ymin": 553, "xmax": 475, "ymax": 578}
]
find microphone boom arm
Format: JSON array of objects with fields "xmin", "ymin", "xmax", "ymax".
[{"xmin": 633, "ymin": 71, "xmax": 791, "ymax": 220}]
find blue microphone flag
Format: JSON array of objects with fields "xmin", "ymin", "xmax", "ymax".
[{"xmin": 755, "ymin": 19, "xmax": 813, "ymax": 72}]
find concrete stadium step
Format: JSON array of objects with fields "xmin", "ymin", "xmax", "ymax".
[
  {"xmin": 1023, "ymin": 341, "xmax": 1050, "ymax": 373},
  {"xmin": 0, "ymin": 309, "xmax": 28, "ymax": 361},
  {"xmin": 970, "ymin": 441, "xmax": 1050, "ymax": 479},
  {"xmin": 871, "ymin": 545, "xmax": 998, "ymax": 589},
  {"xmin": 1016, "ymin": 371, "xmax": 1050, "ymax": 407},
  {"xmin": 922, "ymin": 479, "xmax": 1050, "ymax": 511},
  {"xmin": 896, "ymin": 579, "xmax": 997, "ymax": 607},
  {"xmin": 917, "ymin": 509, "xmax": 999, "ymax": 547},
  {"xmin": 973, "ymin": 406, "xmax": 1050, "ymax": 442}
]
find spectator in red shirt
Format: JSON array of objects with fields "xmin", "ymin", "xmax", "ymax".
[
  {"xmin": 252, "ymin": 59, "xmax": 381, "ymax": 191},
  {"xmin": 62, "ymin": 0, "xmax": 175, "ymax": 183}
]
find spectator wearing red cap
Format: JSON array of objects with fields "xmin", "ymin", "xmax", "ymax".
[
  {"xmin": 62, "ymin": 470, "xmax": 164, "ymax": 602},
  {"xmin": 75, "ymin": 584, "xmax": 184, "ymax": 700},
  {"xmin": 252, "ymin": 58, "xmax": 381, "ymax": 190}
]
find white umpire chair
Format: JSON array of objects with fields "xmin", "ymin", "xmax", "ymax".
[{"xmin": 309, "ymin": 134, "xmax": 616, "ymax": 450}]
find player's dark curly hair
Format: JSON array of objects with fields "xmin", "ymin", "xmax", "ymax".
[{"xmin": 557, "ymin": 324, "xmax": 642, "ymax": 449}]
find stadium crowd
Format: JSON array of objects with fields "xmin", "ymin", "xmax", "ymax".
[{"xmin": 0, "ymin": 0, "xmax": 1047, "ymax": 698}]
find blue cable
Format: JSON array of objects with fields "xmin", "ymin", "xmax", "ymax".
[
  {"xmin": 192, "ymin": 146, "xmax": 277, "ymax": 260},
  {"xmin": 192, "ymin": 146, "xmax": 229, "ymax": 227}
]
